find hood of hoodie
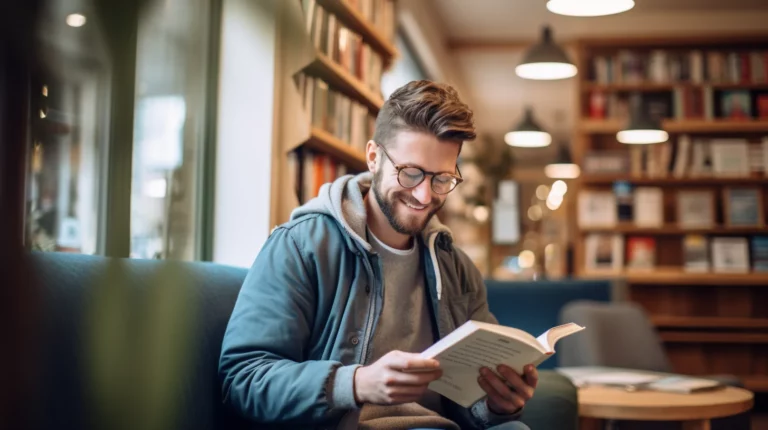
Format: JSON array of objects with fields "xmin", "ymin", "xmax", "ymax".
[{"xmin": 289, "ymin": 172, "xmax": 453, "ymax": 254}]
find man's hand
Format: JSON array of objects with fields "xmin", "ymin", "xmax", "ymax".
[
  {"xmin": 353, "ymin": 351, "xmax": 443, "ymax": 405},
  {"xmin": 478, "ymin": 364, "xmax": 539, "ymax": 415}
]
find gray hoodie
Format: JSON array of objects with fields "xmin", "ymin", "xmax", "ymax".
[{"xmin": 219, "ymin": 172, "xmax": 519, "ymax": 429}]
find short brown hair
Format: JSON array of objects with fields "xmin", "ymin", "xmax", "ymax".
[{"xmin": 373, "ymin": 80, "xmax": 476, "ymax": 149}]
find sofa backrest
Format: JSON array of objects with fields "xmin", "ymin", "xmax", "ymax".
[
  {"xmin": 484, "ymin": 278, "xmax": 614, "ymax": 369},
  {"xmin": 30, "ymin": 252, "xmax": 250, "ymax": 430}
]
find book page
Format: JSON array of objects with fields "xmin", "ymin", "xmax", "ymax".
[
  {"xmin": 425, "ymin": 329, "xmax": 544, "ymax": 408},
  {"xmin": 536, "ymin": 323, "xmax": 586, "ymax": 352}
]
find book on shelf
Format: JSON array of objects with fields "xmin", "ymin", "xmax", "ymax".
[
  {"xmin": 711, "ymin": 237, "xmax": 750, "ymax": 273},
  {"xmin": 752, "ymin": 236, "xmax": 768, "ymax": 272},
  {"xmin": 301, "ymin": 0, "xmax": 385, "ymax": 94},
  {"xmin": 295, "ymin": 149, "xmax": 350, "ymax": 204},
  {"xmin": 585, "ymin": 233, "xmax": 624, "ymax": 272},
  {"xmin": 419, "ymin": 320, "xmax": 585, "ymax": 408},
  {"xmin": 683, "ymin": 234, "xmax": 709, "ymax": 273},
  {"xmin": 298, "ymin": 74, "xmax": 376, "ymax": 155},
  {"xmin": 626, "ymin": 237, "xmax": 656, "ymax": 270},
  {"xmin": 633, "ymin": 187, "xmax": 663, "ymax": 227},
  {"xmin": 590, "ymin": 48, "xmax": 768, "ymax": 85}
]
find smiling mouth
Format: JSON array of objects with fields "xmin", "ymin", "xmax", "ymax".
[{"xmin": 401, "ymin": 199, "xmax": 428, "ymax": 211}]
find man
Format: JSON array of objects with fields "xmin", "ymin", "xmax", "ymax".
[{"xmin": 219, "ymin": 80, "xmax": 536, "ymax": 429}]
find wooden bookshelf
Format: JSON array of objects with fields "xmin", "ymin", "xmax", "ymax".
[
  {"xmin": 659, "ymin": 332, "xmax": 768, "ymax": 344},
  {"xmin": 305, "ymin": 52, "xmax": 385, "ymax": 113},
  {"xmin": 304, "ymin": 127, "xmax": 367, "ymax": 171},
  {"xmin": 315, "ymin": 0, "xmax": 397, "ymax": 59},
  {"xmin": 580, "ymin": 224, "xmax": 767, "ymax": 235},
  {"xmin": 573, "ymin": 33, "xmax": 768, "ymax": 391},
  {"xmin": 581, "ymin": 175, "xmax": 768, "ymax": 186},
  {"xmin": 652, "ymin": 316, "xmax": 768, "ymax": 329},
  {"xmin": 579, "ymin": 119, "xmax": 768, "ymax": 134}
]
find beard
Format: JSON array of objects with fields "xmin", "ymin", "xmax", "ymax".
[{"xmin": 372, "ymin": 168, "xmax": 445, "ymax": 236}]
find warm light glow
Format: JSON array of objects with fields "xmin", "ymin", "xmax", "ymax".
[
  {"xmin": 528, "ymin": 205, "xmax": 543, "ymax": 221},
  {"xmin": 39, "ymin": 109, "xmax": 46, "ymax": 119},
  {"xmin": 144, "ymin": 178, "xmax": 167, "ymax": 198},
  {"xmin": 617, "ymin": 129, "xmax": 669, "ymax": 145},
  {"xmin": 66, "ymin": 13, "xmax": 87, "ymax": 27},
  {"xmin": 515, "ymin": 62, "xmax": 577, "ymax": 80},
  {"xmin": 547, "ymin": 0, "xmax": 634, "ymax": 17},
  {"xmin": 473, "ymin": 205, "xmax": 490, "ymax": 223},
  {"xmin": 545, "ymin": 163, "xmax": 581, "ymax": 179},
  {"xmin": 546, "ymin": 193, "xmax": 564, "ymax": 210},
  {"xmin": 504, "ymin": 130, "xmax": 552, "ymax": 148},
  {"xmin": 42, "ymin": 85, "xmax": 48, "ymax": 97},
  {"xmin": 519, "ymin": 250, "xmax": 536, "ymax": 269},
  {"xmin": 535, "ymin": 185, "xmax": 550, "ymax": 200},
  {"xmin": 551, "ymin": 180, "xmax": 568, "ymax": 196}
]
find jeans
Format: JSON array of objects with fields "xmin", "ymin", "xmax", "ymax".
[{"xmin": 411, "ymin": 422, "xmax": 530, "ymax": 430}]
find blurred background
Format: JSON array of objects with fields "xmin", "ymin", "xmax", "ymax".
[{"xmin": 2, "ymin": 0, "xmax": 768, "ymax": 429}]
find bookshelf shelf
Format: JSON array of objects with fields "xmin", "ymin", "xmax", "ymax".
[
  {"xmin": 744, "ymin": 377, "xmax": 768, "ymax": 392},
  {"xmin": 580, "ymin": 175, "xmax": 768, "ymax": 186},
  {"xmin": 304, "ymin": 127, "xmax": 367, "ymax": 171},
  {"xmin": 315, "ymin": 0, "xmax": 397, "ymax": 60},
  {"xmin": 659, "ymin": 332, "xmax": 768, "ymax": 344},
  {"xmin": 581, "ymin": 269, "xmax": 768, "ymax": 286},
  {"xmin": 579, "ymin": 119, "xmax": 768, "ymax": 134},
  {"xmin": 583, "ymin": 82, "xmax": 768, "ymax": 92},
  {"xmin": 305, "ymin": 52, "xmax": 385, "ymax": 113},
  {"xmin": 652, "ymin": 316, "xmax": 768, "ymax": 329},
  {"xmin": 580, "ymin": 224, "xmax": 767, "ymax": 235}
]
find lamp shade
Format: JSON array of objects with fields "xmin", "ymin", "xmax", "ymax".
[
  {"xmin": 546, "ymin": 0, "xmax": 635, "ymax": 17},
  {"xmin": 616, "ymin": 93, "xmax": 668, "ymax": 145},
  {"xmin": 545, "ymin": 143, "xmax": 581, "ymax": 178},
  {"xmin": 515, "ymin": 26, "xmax": 577, "ymax": 80},
  {"xmin": 505, "ymin": 107, "xmax": 552, "ymax": 148}
]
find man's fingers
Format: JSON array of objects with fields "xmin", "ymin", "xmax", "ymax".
[
  {"xmin": 524, "ymin": 364, "xmax": 539, "ymax": 389},
  {"xmin": 480, "ymin": 368, "xmax": 516, "ymax": 402},
  {"xmin": 478, "ymin": 375, "xmax": 523, "ymax": 412},
  {"xmin": 385, "ymin": 369, "xmax": 443, "ymax": 386},
  {"xmin": 388, "ymin": 351, "xmax": 440, "ymax": 372},
  {"xmin": 497, "ymin": 365, "xmax": 534, "ymax": 400}
]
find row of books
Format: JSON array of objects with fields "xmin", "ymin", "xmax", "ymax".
[
  {"xmin": 588, "ymin": 89, "xmax": 768, "ymax": 120},
  {"xmin": 298, "ymin": 74, "xmax": 376, "ymax": 155},
  {"xmin": 584, "ymin": 234, "xmax": 768, "ymax": 274},
  {"xmin": 301, "ymin": 0, "xmax": 385, "ymax": 95},
  {"xmin": 579, "ymin": 186, "xmax": 766, "ymax": 230},
  {"xmin": 344, "ymin": 0, "xmax": 396, "ymax": 42},
  {"xmin": 583, "ymin": 137, "xmax": 768, "ymax": 179},
  {"xmin": 591, "ymin": 49, "xmax": 768, "ymax": 85},
  {"xmin": 290, "ymin": 149, "xmax": 351, "ymax": 204}
]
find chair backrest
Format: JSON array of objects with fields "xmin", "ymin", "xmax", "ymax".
[
  {"xmin": 484, "ymin": 279, "xmax": 614, "ymax": 369},
  {"xmin": 30, "ymin": 251, "xmax": 250, "ymax": 430},
  {"xmin": 557, "ymin": 300, "xmax": 672, "ymax": 372}
]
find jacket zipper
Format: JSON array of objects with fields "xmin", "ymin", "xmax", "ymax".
[{"xmin": 359, "ymin": 255, "xmax": 377, "ymax": 365}]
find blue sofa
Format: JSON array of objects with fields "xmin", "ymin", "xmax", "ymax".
[{"xmin": 27, "ymin": 252, "xmax": 609, "ymax": 429}]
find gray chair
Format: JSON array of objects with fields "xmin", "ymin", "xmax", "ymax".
[{"xmin": 558, "ymin": 300, "xmax": 750, "ymax": 430}]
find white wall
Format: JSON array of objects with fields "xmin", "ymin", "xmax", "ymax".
[{"xmin": 213, "ymin": 0, "xmax": 277, "ymax": 267}]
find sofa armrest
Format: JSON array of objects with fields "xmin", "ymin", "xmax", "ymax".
[{"xmin": 519, "ymin": 370, "xmax": 578, "ymax": 430}]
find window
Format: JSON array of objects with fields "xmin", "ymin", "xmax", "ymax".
[
  {"xmin": 381, "ymin": 32, "xmax": 430, "ymax": 99},
  {"xmin": 130, "ymin": 0, "xmax": 213, "ymax": 260}
]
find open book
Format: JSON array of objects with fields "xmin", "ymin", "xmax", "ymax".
[{"xmin": 419, "ymin": 320, "xmax": 585, "ymax": 407}]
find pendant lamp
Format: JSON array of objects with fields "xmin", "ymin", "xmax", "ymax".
[
  {"xmin": 515, "ymin": 26, "xmax": 577, "ymax": 81},
  {"xmin": 545, "ymin": 142, "xmax": 581, "ymax": 179},
  {"xmin": 616, "ymin": 93, "xmax": 669, "ymax": 145},
  {"xmin": 505, "ymin": 107, "xmax": 552, "ymax": 148},
  {"xmin": 546, "ymin": 0, "xmax": 635, "ymax": 17}
]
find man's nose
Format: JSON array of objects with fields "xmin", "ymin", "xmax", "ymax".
[{"xmin": 411, "ymin": 179, "xmax": 433, "ymax": 205}]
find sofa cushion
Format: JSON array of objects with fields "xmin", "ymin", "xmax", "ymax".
[{"xmin": 32, "ymin": 252, "xmax": 250, "ymax": 430}]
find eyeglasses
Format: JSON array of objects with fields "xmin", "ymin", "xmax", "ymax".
[{"xmin": 377, "ymin": 144, "xmax": 463, "ymax": 195}]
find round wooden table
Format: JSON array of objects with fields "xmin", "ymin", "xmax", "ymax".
[{"xmin": 578, "ymin": 385, "xmax": 754, "ymax": 430}]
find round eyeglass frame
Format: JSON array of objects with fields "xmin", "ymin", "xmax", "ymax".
[{"xmin": 377, "ymin": 143, "xmax": 464, "ymax": 195}]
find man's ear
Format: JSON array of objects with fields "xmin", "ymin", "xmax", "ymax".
[{"xmin": 365, "ymin": 140, "xmax": 377, "ymax": 172}]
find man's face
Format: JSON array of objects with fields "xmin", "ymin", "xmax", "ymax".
[{"xmin": 370, "ymin": 130, "xmax": 460, "ymax": 236}]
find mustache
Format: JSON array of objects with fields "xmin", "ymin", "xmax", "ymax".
[{"xmin": 395, "ymin": 191, "xmax": 439, "ymax": 208}]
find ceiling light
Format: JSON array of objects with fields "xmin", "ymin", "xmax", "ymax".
[
  {"xmin": 545, "ymin": 142, "xmax": 581, "ymax": 178},
  {"xmin": 66, "ymin": 13, "xmax": 87, "ymax": 27},
  {"xmin": 504, "ymin": 107, "xmax": 552, "ymax": 148},
  {"xmin": 617, "ymin": 93, "xmax": 668, "ymax": 145},
  {"xmin": 546, "ymin": 0, "xmax": 635, "ymax": 17},
  {"xmin": 516, "ymin": 26, "xmax": 577, "ymax": 80}
]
